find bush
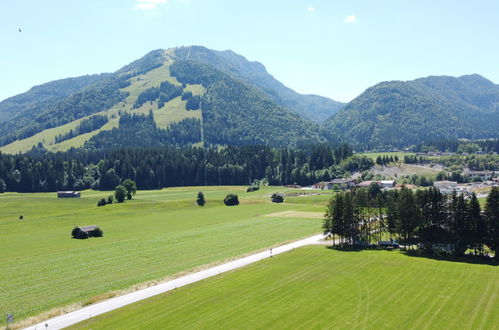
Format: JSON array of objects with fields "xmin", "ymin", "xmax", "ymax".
[
  {"xmin": 271, "ymin": 193, "xmax": 284, "ymax": 203},
  {"xmin": 0, "ymin": 178, "xmax": 6, "ymax": 193},
  {"xmin": 92, "ymin": 227, "xmax": 103, "ymax": 237},
  {"xmin": 197, "ymin": 191, "xmax": 205, "ymax": 206},
  {"xmin": 122, "ymin": 179, "xmax": 137, "ymax": 200},
  {"xmin": 224, "ymin": 194, "xmax": 239, "ymax": 206},
  {"xmin": 246, "ymin": 186, "xmax": 259, "ymax": 193},
  {"xmin": 107, "ymin": 195, "xmax": 114, "ymax": 204},
  {"xmin": 97, "ymin": 198, "xmax": 107, "ymax": 207},
  {"xmin": 115, "ymin": 185, "xmax": 127, "ymax": 203},
  {"xmin": 71, "ymin": 227, "xmax": 89, "ymax": 239}
]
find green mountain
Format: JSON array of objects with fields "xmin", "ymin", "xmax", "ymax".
[
  {"xmin": 325, "ymin": 74, "xmax": 499, "ymax": 148},
  {"xmin": 0, "ymin": 47, "xmax": 330, "ymax": 153},
  {"xmin": 0, "ymin": 74, "xmax": 109, "ymax": 123},
  {"xmin": 173, "ymin": 46, "xmax": 344, "ymax": 122}
]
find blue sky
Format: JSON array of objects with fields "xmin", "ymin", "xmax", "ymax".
[{"xmin": 1, "ymin": 0, "xmax": 499, "ymax": 102}]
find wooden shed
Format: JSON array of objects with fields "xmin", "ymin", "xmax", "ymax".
[
  {"xmin": 72, "ymin": 225, "xmax": 103, "ymax": 239},
  {"xmin": 57, "ymin": 191, "xmax": 81, "ymax": 198}
]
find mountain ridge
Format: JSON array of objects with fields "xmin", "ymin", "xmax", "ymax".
[
  {"xmin": 0, "ymin": 46, "xmax": 328, "ymax": 152},
  {"xmin": 324, "ymin": 73, "xmax": 499, "ymax": 148}
]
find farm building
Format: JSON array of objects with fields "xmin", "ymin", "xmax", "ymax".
[
  {"xmin": 380, "ymin": 180, "xmax": 395, "ymax": 188},
  {"xmin": 71, "ymin": 225, "xmax": 103, "ymax": 239},
  {"xmin": 433, "ymin": 181, "xmax": 458, "ymax": 193},
  {"xmin": 357, "ymin": 181, "xmax": 378, "ymax": 188},
  {"xmin": 326, "ymin": 179, "xmax": 356, "ymax": 190},
  {"xmin": 57, "ymin": 191, "xmax": 81, "ymax": 198}
]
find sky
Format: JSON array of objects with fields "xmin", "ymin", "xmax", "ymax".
[{"xmin": 1, "ymin": 0, "xmax": 499, "ymax": 103}]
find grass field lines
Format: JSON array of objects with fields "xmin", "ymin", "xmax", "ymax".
[
  {"xmin": 71, "ymin": 246, "xmax": 499, "ymax": 330},
  {"xmin": 0, "ymin": 187, "xmax": 324, "ymax": 324}
]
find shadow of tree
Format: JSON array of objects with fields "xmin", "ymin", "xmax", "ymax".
[
  {"xmin": 326, "ymin": 245, "xmax": 498, "ymax": 266},
  {"xmin": 403, "ymin": 250, "xmax": 498, "ymax": 266}
]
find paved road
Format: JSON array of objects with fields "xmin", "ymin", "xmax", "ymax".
[{"xmin": 25, "ymin": 233, "xmax": 324, "ymax": 330}]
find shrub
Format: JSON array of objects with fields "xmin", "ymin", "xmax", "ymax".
[
  {"xmin": 97, "ymin": 198, "xmax": 107, "ymax": 207},
  {"xmin": 115, "ymin": 185, "xmax": 127, "ymax": 203},
  {"xmin": 71, "ymin": 227, "xmax": 89, "ymax": 239},
  {"xmin": 107, "ymin": 195, "xmax": 114, "ymax": 204},
  {"xmin": 0, "ymin": 178, "xmax": 6, "ymax": 193},
  {"xmin": 246, "ymin": 186, "xmax": 259, "ymax": 193},
  {"xmin": 271, "ymin": 193, "xmax": 284, "ymax": 203},
  {"xmin": 224, "ymin": 194, "xmax": 239, "ymax": 206},
  {"xmin": 92, "ymin": 227, "xmax": 104, "ymax": 237},
  {"xmin": 197, "ymin": 191, "xmax": 205, "ymax": 206},
  {"xmin": 122, "ymin": 179, "xmax": 137, "ymax": 200}
]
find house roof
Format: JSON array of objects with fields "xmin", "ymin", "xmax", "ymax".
[
  {"xmin": 357, "ymin": 181, "xmax": 378, "ymax": 187},
  {"xmin": 434, "ymin": 181, "xmax": 458, "ymax": 185},
  {"xmin": 78, "ymin": 225, "xmax": 98, "ymax": 232},
  {"xmin": 330, "ymin": 179, "xmax": 356, "ymax": 184},
  {"xmin": 380, "ymin": 180, "xmax": 395, "ymax": 185}
]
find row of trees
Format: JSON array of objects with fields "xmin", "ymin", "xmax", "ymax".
[
  {"xmin": 323, "ymin": 185, "xmax": 499, "ymax": 260},
  {"xmin": 0, "ymin": 144, "xmax": 362, "ymax": 193},
  {"xmin": 375, "ymin": 155, "xmax": 399, "ymax": 166},
  {"xmin": 413, "ymin": 138, "xmax": 499, "ymax": 154}
]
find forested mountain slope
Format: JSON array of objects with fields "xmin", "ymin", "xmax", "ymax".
[
  {"xmin": 174, "ymin": 46, "xmax": 344, "ymax": 122},
  {"xmin": 0, "ymin": 47, "xmax": 326, "ymax": 153},
  {"xmin": 0, "ymin": 74, "xmax": 109, "ymax": 123},
  {"xmin": 325, "ymin": 74, "xmax": 499, "ymax": 148}
]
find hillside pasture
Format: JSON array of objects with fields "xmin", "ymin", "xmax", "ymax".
[
  {"xmin": 0, "ymin": 186, "xmax": 322, "ymax": 325},
  {"xmin": 72, "ymin": 246, "xmax": 499, "ymax": 330}
]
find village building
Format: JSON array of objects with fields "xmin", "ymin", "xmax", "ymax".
[
  {"xmin": 326, "ymin": 178, "xmax": 356, "ymax": 190},
  {"xmin": 356, "ymin": 181, "xmax": 377, "ymax": 188},
  {"xmin": 57, "ymin": 191, "xmax": 81, "ymax": 198},
  {"xmin": 357, "ymin": 180, "xmax": 395, "ymax": 189},
  {"xmin": 433, "ymin": 181, "xmax": 458, "ymax": 193},
  {"xmin": 380, "ymin": 180, "xmax": 395, "ymax": 188}
]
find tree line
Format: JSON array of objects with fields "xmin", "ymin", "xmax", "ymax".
[
  {"xmin": 323, "ymin": 184, "xmax": 499, "ymax": 260},
  {"xmin": 0, "ymin": 143, "xmax": 365, "ymax": 193}
]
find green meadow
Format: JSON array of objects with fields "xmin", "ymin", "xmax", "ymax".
[
  {"xmin": 0, "ymin": 186, "xmax": 327, "ymax": 324},
  {"xmin": 361, "ymin": 151, "xmax": 414, "ymax": 161},
  {"xmin": 72, "ymin": 246, "xmax": 499, "ymax": 330}
]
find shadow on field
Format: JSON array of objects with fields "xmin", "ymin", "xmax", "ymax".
[
  {"xmin": 402, "ymin": 251, "xmax": 498, "ymax": 266},
  {"xmin": 326, "ymin": 245, "xmax": 498, "ymax": 266},
  {"xmin": 326, "ymin": 245, "xmax": 365, "ymax": 252}
]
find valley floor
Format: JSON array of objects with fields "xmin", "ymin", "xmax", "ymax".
[
  {"xmin": 0, "ymin": 186, "xmax": 327, "ymax": 327},
  {"xmin": 72, "ymin": 246, "xmax": 499, "ymax": 330}
]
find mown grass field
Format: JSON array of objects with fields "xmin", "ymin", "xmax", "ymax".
[
  {"xmin": 72, "ymin": 246, "xmax": 499, "ymax": 330},
  {"xmin": 0, "ymin": 186, "xmax": 328, "ymax": 324}
]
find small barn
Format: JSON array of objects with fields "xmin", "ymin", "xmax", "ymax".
[
  {"xmin": 71, "ymin": 225, "xmax": 103, "ymax": 239},
  {"xmin": 58, "ymin": 191, "xmax": 81, "ymax": 198}
]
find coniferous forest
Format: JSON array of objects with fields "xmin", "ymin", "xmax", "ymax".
[
  {"xmin": 0, "ymin": 143, "xmax": 362, "ymax": 193},
  {"xmin": 323, "ymin": 185, "xmax": 499, "ymax": 260}
]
